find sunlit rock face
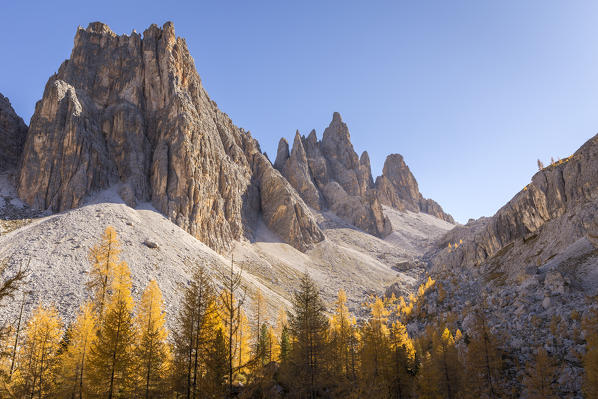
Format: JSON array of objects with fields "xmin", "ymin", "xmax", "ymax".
[
  {"xmin": 375, "ymin": 153, "xmax": 454, "ymax": 223},
  {"xmin": 17, "ymin": 22, "xmax": 324, "ymax": 253},
  {"xmin": 275, "ymin": 113, "xmax": 391, "ymax": 237}
]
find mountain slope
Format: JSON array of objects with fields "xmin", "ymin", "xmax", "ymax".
[
  {"xmin": 419, "ymin": 133, "xmax": 598, "ymax": 394},
  {"xmin": 0, "ymin": 175, "xmax": 453, "ymax": 326}
]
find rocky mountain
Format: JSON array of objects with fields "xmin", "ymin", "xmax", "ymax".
[
  {"xmin": 16, "ymin": 22, "xmax": 323, "ymax": 253},
  {"xmin": 430, "ymin": 133, "xmax": 598, "ymax": 272},
  {"xmin": 376, "ymin": 153, "xmax": 454, "ymax": 223},
  {"xmin": 274, "ymin": 113, "xmax": 453, "ymax": 238},
  {"xmin": 0, "ymin": 93, "xmax": 27, "ymax": 170},
  {"xmin": 417, "ymin": 134, "xmax": 598, "ymax": 394},
  {"xmin": 9, "ymin": 21, "xmax": 453, "ymax": 258},
  {"xmin": 0, "ymin": 21, "xmax": 457, "ymax": 325}
]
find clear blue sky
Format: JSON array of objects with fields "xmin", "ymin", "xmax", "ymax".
[{"xmin": 2, "ymin": 1, "xmax": 598, "ymax": 223}]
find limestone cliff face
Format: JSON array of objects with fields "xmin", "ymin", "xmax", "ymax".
[
  {"xmin": 275, "ymin": 113, "xmax": 454, "ymax": 235},
  {"xmin": 17, "ymin": 22, "xmax": 323, "ymax": 253},
  {"xmin": 431, "ymin": 133, "xmax": 598, "ymax": 270},
  {"xmin": 375, "ymin": 154, "xmax": 454, "ymax": 223},
  {"xmin": 0, "ymin": 93, "xmax": 27, "ymax": 170},
  {"xmin": 275, "ymin": 113, "xmax": 391, "ymax": 236}
]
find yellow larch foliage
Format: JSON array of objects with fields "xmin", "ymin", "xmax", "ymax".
[
  {"xmin": 331, "ymin": 289, "xmax": 353, "ymax": 333},
  {"xmin": 454, "ymin": 329, "xmax": 462, "ymax": 342},
  {"xmin": 390, "ymin": 320, "xmax": 415, "ymax": 362},
  {"xmin": 86, "ymin": 226, "xmax": 123, "ymax": 317},
  {"xmin": 133, "ymin": 279, "xmax": 171, "ymax": 397},
  {"xmin": 267, "ymin": 325, "xmax": 278, "ymax": 363},
  {"xmin": 431, "ymin": 327, "xmax": 464, "ymax": 399},
  {"xmin": 58, "ymin": 302, "xmax": 97, "ymax": 398},
  {"xmin": 330, "ymin": 289, "xmax": 356, "ymax": 379},
  {"xmin": 424, "ymin": 276, "xmax": 435, "ymax": 291},
  {"xmin": 11, "ymin": 304, "xmax": 63, "ymax": 398},
  {"xmin": 368, "ymin": 297, "xmax": 390, "ymax": 337},
  {"xmin": 87, "ymin": 260, "xmax": 137, "ymax": 397},
  {"xmin": 236, "ymin": 308, "xmax": 252, "ymax": 375}
]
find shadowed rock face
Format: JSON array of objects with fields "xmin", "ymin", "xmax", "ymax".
[
  {"xmin": 17, "ymin": 22, "xmax": 324, "ymax": 253},
  {"xmin": 430, "ymin": 133, "xmax": 598, "ymax": 271},
  {"xmin": 0, "ymin": 93, "xmax": 27, "ymax": 170}
]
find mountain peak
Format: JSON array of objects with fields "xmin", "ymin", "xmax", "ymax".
[
  {"xmin": 84, "ymin": 21, "xmax": 116, "ymax": 36},
  {"xmin": 16, "ymin": 23, "xmax": 324, "ymax": 253}
]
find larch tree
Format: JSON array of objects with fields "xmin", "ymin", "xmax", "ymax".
[
  {"xmin": 286, "ymin": 272, "xmax": 330, "ymax": 399},
  {"xmin": 273, "ymin": 308, "xmax": 288, "ymax": 362},
  {"xmin": 57, "ymin": 302, "xmax": 97, "ymax": 399},
  {"xmin": 87, "ymin": 260, "xmax": 137, "ymax": 398},
  {"xmin": 172, "ymin": 264, "xmax": 219, "ymax": 399},
  {"xmin": 11, "ymin": 303, "xmax": 63, "ymax": 399},
  {"xmin": 417, "ymin": 327, "xmax": 463, "ymax": 399},
  {"xmin": 218, "ymin": 257, "xmax": 246, "ymax": 395},
  {"xmin": 359, "ymin": 297, "xmax": 391, "ymax": 397},
  {"xmin": 583, "ymin": 308, "xmax": 598, "ymax": 398},
  {"xmin": 252, "ymin": 288, "xmax": 265, "ymax": 363},
  {"xmin": 236, "ymin": 309, "xmax": 252, "ymax": 377},
  {"xmin": 389, "ymin": 320, "xmax": 415, "ymax": 399},
  {"xmin": 330, "ymin": 289, "xmax": 355, "ymax": 382},
  {"xmin": 86, "ymin": 226, "xmax": 122, "ymax": 317},
  {"xmin": 133, "ymin": 279, "xmax": 171, "ymax": 398},
  {"xmin": 523, "ymin": 347, "xmax": 558, "ymax": 399},
  {"xmin": 435, "ymin": 327, "xmax": 464, "ymax": 399},
  {"xmin": 464, "ymin": 311, "xmax": 504, "ymax": 399},
  {"xmin": 279, "ymin": 325, "xmax": 291, "ymax": 364},
  {"xmin": 267, "ymin": 325, "xmax": 277, "ymax": 364},
  {"xmin": 204, "ymin": 328, "xmax": 228, "ymax": 398}
]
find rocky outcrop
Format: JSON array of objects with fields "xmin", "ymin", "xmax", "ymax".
[
  {"xmin": 275, "ymin": 113, "xmax": 391, "ymax": 236},
  {"xmin": 375, "ymin": 154, "xmax": 454, "ymax": 223},
  {"xmin": 276, "ymin": 113, "xmax": 453, "ymax": 235},
  {"xmin": 17, "ymin": 22, "xmax": 323, "ymax": 253},
  {"xmin": 431, "ymin": 133, "xmax": 598, "ymax": 271},
  {"xmin": 0, "ymin": 93, "xmax": 27, "ymax": 170},
  {"xmin": 274, "ymin": 131, "xmax": 322, "ymax": 210}
]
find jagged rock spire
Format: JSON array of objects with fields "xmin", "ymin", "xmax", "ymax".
[{"xmin": 276, "ymin": 112, "xmax": 454, "ymax": 233}]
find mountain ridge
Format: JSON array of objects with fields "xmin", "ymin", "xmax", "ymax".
[{"xmin": 1, "ymin": 21, "xmax": 453, "ymax": 255}]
